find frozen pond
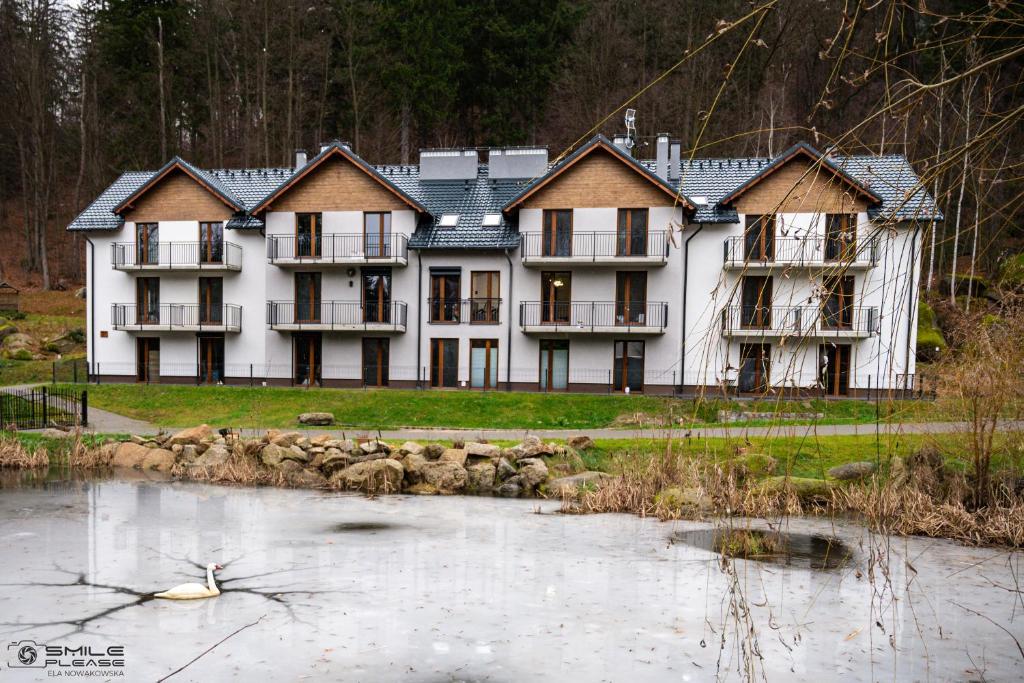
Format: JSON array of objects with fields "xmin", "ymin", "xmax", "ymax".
[{"xmin": 0, "ymin": 471, "xmax": 1021, "ymax": 681}]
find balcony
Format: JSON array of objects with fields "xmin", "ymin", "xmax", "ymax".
[
  {"xmin": 720, "ymin": 305, "xmax": 878, "ymax": 339},
  {"xmin": 111, "ymin": 303, "xmax": 242, "ymax": 332},
  {"xmin": 266, "ymin": 301, "xmax": 407, "ymax": 333},
  {"xmin": 520, "ymin": 231, "xmax": 669, "ymax": 266},
  {"xmin": 426, "ymin": 298, "xmax": 502, "ymax": 325},
  {"xmin": 267, "ymin": 234, "xmax": 409, "ymax": 266},
  {"xmin": 111, "ymin": 242, "xmax": 243, "ymax": 271},
  {"xmin": 722, "ymin": 237, "xmax": 878, "ymax": 270},
  {"xmin": 519, "ymin": 301, "xmax": 668, "ymax": 334}
]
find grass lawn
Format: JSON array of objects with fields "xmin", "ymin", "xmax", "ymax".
[{"xmin": 65, "ymin": 382, "xmax": 943, "ymax": 430}]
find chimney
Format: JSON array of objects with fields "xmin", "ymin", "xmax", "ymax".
[
  {"xmin": 669, "ymin": 140, "xmax": 681, "ymax": 181},
  {"xmin": 655, "ymin": 134, "xmax": 669, "ymax": 179},
  {"xmin": 612, "ymin": 134, "xmax": 630, "ymax": 155},
  {"xmin": 294, "ymin": 149, "xmax": 307, "ymax": 169},
  {"xmin": 419, "ymin": 149, "xmax": 479, "ymax": 181}
]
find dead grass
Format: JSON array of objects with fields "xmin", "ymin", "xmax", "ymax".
[{"xmin": 0, "ymin": 435, "xmax": 48, "ymax": 468}]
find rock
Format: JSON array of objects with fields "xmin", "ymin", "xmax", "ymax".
[
  {"xmin": 112, "ymin": 442, "xmax": 149, "ymax": 468},
  {"xmin": 331, "ymin": 459, "xmax": 404, "ymax": 494},
  {"xmin": 130, "ymin": 435, "xmax": 147, "ymax": 445},
  {"xmin": 424, "ymin": 443, "xmax": 445, "ymax": 459},
  {"xmin": 495, "ymin": 458, "xmax": 517, "ymax": 482},
  {"xmin": 401, "ymin": 452, "xmax": 429, "ymax": 485},
  {"xmin": 567, "ymin": 435, "xmax": 596, "ymax": 451},
  {"xmin": 295, "ymin": 437, "xmax": 310, "ymax": 449},
  {"xmin": 654, "ymin": 487, "xmax": 714, "ymax": 513},
  {"xmin": 286, "ymin": 468, "xmax": 327, "ymax": 488},
  {"xmin": 419, "ymin": 461, "xmax": 468, "ymax": 494},
  {"xmin": 310, "ymin": 434, "xmax": 331, "ymax": 447},
  {"xmin": 466, "ymin": 462, "xmax": 496, "ymax": 491},
  {"xmin": 298, "ymin": 412, "xmax": 334, "ymax": 426},
  {"xmin": 286, "ymin": 445, "xmax": 310, "ymax": 463},
  {"xmin": 399, "ymin": 441, "xmax": 425, "ymax": 456},
  {"xmin": 516, "ymin": 458, "xmax": 549, "ymax": 489},
  {"xmin": 260, "ymin": 443, "xmax": 291, "ymax": 468},
  {"xmin": 193, "ymin": 445, "xmax": 230, "ymax": 468},
  {"xmin": 512, "ymin": 435, "xmax": 554, "ymax": 459},
  {"xmin": 547, "ymin": 471, "xmax": 611, "ymax": 497},
  {"xmin": 320, "ymin": 449, "xmax": 351, "ymax": 476},
  {"xmin": 179, "ymin": 444, "xmax": 200, "ymax": 463},
  {"xmin": 349, "ymin": 452, "xmax": 388, "ymax": 465},
  {"xmin": 170, "ymin": 444, "xmax": 183, "ymax": 455},
  {"xmin": 464, "ymin": 442, "xmax": 499, "ymax": 458},
  {"xmin": 757, "ymin": 476, "xmax": 834, "ymax": 502},
  {"xmin": 406, "ymin": 483, "xmax": 439, "ymax": 495},
  {"xmin": 166, "ymin": 424, "xmax": 213, "ymax": 447},
  {"xmin": 360, "ymin": 440, "xmax": 390, "ymax": 455},
  {"xmin": 827, "ymin": 461, "xmax": 878, "ymax": 481},
  {"xmin": 326, "ymin": 439, "xmax": 354, "ymax": 452},
  {"xmin": 39, "ymin": 428, "xmax": 71, "ymax": 439},
  {"xmin": 725, "ymin": 453, "xmax": 778, "ymax": 480},
  {"xmin": 141, "ymin": 448, "xmax": 176, "ymax": 472},
  {"xmin": 269, "ymin": 431, "xmax": 302, "ymax": 448},
  {"xmin": 0, "ymin": 323, "xmax": 18, "ymax": 344},
  {"xmin": 496, "ymin": 475, "xmax": 524, "ymax": 497},
  {"xmin": 2, "ymin": 332, "xmax": 32, "ymax": 351},
  {"xmin": 439, "ymin": 448, "xmax": 467, "ymax": 467}
]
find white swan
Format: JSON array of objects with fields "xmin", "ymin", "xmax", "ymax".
[{"xmin": 154, "ymin": 563, "xmax": 223, "ymax": 600}]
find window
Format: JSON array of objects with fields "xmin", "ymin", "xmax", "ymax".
[
  {"xmin": 362, "ymin": 338, "xmax": 389, "ymax": 387},
  {"xmin": 613, "ymin": 340, "xmax": 645, "ymax": 392},
  {"xmin": 822, "ymin": 276, "xmax": 855, "ymax": 329},
  {"xmin": 430, "ymin": 269, "xmax": 461, "ymax": 323},
  {"xmin": 539, "ymin": 340, "xmax": 569, "ymax": 391},
  {"xmin": 740, "ymin": 276, "xmax": 772, "ymax": 328},
  {"xmin": 819, "ymin": 343, "xmax": 851, "ymax": 396},
  {"xmin": 199, "ymin": 222, "xmax": 224, "ymax": 263},
  {"xmin": 136, "ymin": 277, "xmax": 160, "ymax": 324},
  {"xmin": 198, "ymin": 277, "xmax": 223, "ymax": 324},
  {"xmin": 364, "ymin": 212, "xmax": 392, "ymax": 258},
  {"xmin": 136, "ymin": 338, "xmax": 160, "ymax": 383},
  {"xmin": 470, "ymin": 339, "xmax": 498, "ymax": 389},
  {"xmin": 739, "ymin": 343, "xmax": 771, "ymax": 393},
  {"xmin": 542, "ymin": 209, "xmax": 572, "ymax": 257},
  {"xmin": 470, "ymin": 271, "xmax": 500, "ymax": 323},
  {"xmin": 615, "ymin": 272, "xmax": 647, "ymax": 325},
  {"xmin": 439, "ymin": 214, "xmax": 460, "ymax": 228},
  {"xmin": 617, "ymin": 209, "xmax": 648, "ymax": 256},
  {"xmin": 541, "ymin": 272, "xmax": 571, "ymax": 323},
  {"xmin": 743, "ymin": 214, "xmax": 775, "ymax": 261},
  {"xmin": 430, "ymin": 338, "xmax": 459, "ymax": 387},
  {"xmin": 825, "ymin": 214, "xmax": 857, "ymax": 261},
  {"xmin": 136, "ymin": 223, "xmax": 158, "ymax": 265},
  {"xmin": 296, "ymin": 213, "xmax": 322, "ymax": 258},
  {"xmin": 482, "ymin": 213, "xmax": 502, "ymax": 227},
  {"xmin": 295, "ymin": 272, "xmax": 321, "ymax": 323},
  {"xmin": 363, "ymin": 268, "xmax": 392, "ymax": 323}
]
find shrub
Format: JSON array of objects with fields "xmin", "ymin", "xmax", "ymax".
[
  {"xmin": 66, "ymin": 328, "xmax": 85, "ymax": 344},
  {"xmin": 5, "ymin": 311, "xmax": 26, "ymax": 321},
  {"xmin": 44, "ymin": 342, "xmax": 59, "ymax": 353},
  {"xmin": 917, "ymin": 301, "xmax": 946, "ymax": 361},
  {"xmin": 12, "ymin": 349, "xmax": 32, "ymax": 361}
]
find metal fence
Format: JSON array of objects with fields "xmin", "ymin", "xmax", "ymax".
[{"xmin": 0, "ymin": 386, "xmax": 87, "ymax": 429}]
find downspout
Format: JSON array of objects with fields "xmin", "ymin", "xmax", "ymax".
[
  {"xmin": 679, "ymin": 223, "xmax": 704, "ymax": 395},
  {"xmin": 84, "ymin": 235, "xmax": 96, "ymax": 380},
  {"xmin": 503, "ymin": 248, "xmax": 514, "ymax": 391},
  {"xmin": 904, "ymin": 223, "xmax": 922, "ymax": 389},
  {"xmin": 416, "ymin": 250, "xmax": 423, "ymax": 388}
]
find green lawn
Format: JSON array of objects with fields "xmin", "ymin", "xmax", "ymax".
[{"xmin": 65, "ymin": 383, "xmax": 941, "ymax": 430}]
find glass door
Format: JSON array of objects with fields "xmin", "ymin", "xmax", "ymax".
[
  {"xmin": 296, "ymin": 213, "xmax": 322, "ymax": 258},
  {"xmin": 822, "ymin": 276, "xmax": 854, "ymax": 329},
  {"xmin": 198, "ymin": 335, "xmax": 225, "ymax": 384},
  {"xmin": 542, "ymin": 209, "xmax": 572, "ymax": 257},
  {"xmin": 199, "ymin": 222, "xmax": 224, "ymax": 263},
  {"xmin": 739, "ymin": 343, "xmax": 771, "ymax": 393},
  {"xmin": 199, "ymin": 277, "xmax": 223, "ymax": 325},
  {"xmin": 294, "ymin": 333, "xmax": 322, "ymax": 386},
  {"xmin": 819, "ymin": 344, "xmax": 851, "ymax": 396},
  {"xmin": 617, "ymin": 209, "xmax": 648, "ymax": 256},
  {"xmin": 430, "ymin": 338, "xmax": 459, "ymax": 387},
  {"xmin": 741, "ymin": 276, "xmax": 772, "ymax": 328},
  {"xmin": 539, "ymin": 340, "xmax": 569, "ymax": 391},
  {"xmin": 615, "ymin": 272, "xmax": 647, "ymax": 325},
  {"xmin": 825, "ymin": 214, "xmax": 856, "ymax": 261},
  {"xmin": 470, "ymin": 271, "xmax": 499, "ymax": 323},
  {"xmin": 743, "ymin": 214, "xmax": 775, "ymax": 261},
  {"xmin": 362, "ymin": 338, "xmax": 389, "ymax": 387},
  {"xmin": 613, "ymin": 340, "xmax": 645, "ymax": 392},
  {"xmin": 541, "ymin": 272, "xmax": 571, "ymax": 323},
  {"xmin": 364, "ymin": 212, "xmax": 391, "ymax": 258},
  {"xmin": 136, "ymin": 277, "xmax": 160, "ymax": 324},
  {"xmin": 136, "ymin": 338, "xmax": 160, "ymax": 382},
  {"xmin": 430, "ymin": 270, "xmax": 461, "ymax": 323},
  {"xmin": 295, "ymin": 272, "xmax": 321, "ymax": 323},
  {"xmin": 470, "ymin": 339, "xmax": 498, "ymax": 389},
  {"xmin": 136, "ymin": 223, "xmax": 158, "ymax": 265},
  {"xmin": 363, "ymin": 268, "xmax": 392, "ymax": 323}
]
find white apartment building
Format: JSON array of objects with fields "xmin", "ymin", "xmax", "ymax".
[{"xmin": 68, "ymin": 133, "xmax": 941, "ymax": 397}]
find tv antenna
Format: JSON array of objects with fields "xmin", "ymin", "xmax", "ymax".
[{"xmin": 624, "ymin": 109, "xmax": 637, "ymax": 149}]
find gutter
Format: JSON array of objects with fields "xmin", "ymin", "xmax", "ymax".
[
  {"xmin": 679, "ymin": 223, "xmax": 704, "ymax": 395},
  {"xmin": 503, "ymin": 248, "xmax": 514, "ymax": 391},
  {"xmin": 84, "ymin": 236, "xmax": 96, "ymax": 381},
  {"xmin": 905, "ymin": 224, "xmax": 921, "ymax": 387},
  {"xmin": 416, "ymin": 251, "xmax": 423, "ymax": 388}
]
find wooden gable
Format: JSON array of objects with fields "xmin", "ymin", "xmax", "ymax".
[
  {"xmin": 518, "ymin": 145, "xmax": 684, "ymax": 209},
  {"xmin": 261, "ymin": 153, "xmax": 416, "ymax": 213},
  {"xmin": 121, "ymin": 167, "xmax": 235, "ymax": 223},
  {"xmin": 727, "ymin": 154, "xmax": 874, "ymax": 215}
]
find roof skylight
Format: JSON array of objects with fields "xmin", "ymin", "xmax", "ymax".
[
  {"xmin": 482, "ymin": 213, "xmax": 502, "ymax": 227},
  {"xmin": 439, "ymin": 214, "xmax": 460, "ymax": 227}
]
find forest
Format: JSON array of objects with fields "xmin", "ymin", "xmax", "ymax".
[{"xmin": 0, "ymin": 0, "xmax": 1021, "ymax": 296}]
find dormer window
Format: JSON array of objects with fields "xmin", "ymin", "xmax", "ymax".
[
  {"xmin": 482, "ymin": 213, "xmax": 502, "ymax": 227},
  {"xmin": 439, "ymin": 214, "xmax": 460, "ymax": 228}
]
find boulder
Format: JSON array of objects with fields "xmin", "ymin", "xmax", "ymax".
[
  {"xmin": 517, "ymin": 458, "xmax": 549, "ymax": 489},
  {"xmin": 286, "ymin": 445, "xmax": 310, "ymax": 463},
  {"xmin": 326, "ymin": 439, "xmax": 354, "ymax": 452},
  {"xmin": 401, "ymin": 452, "xmax": 429, "ymax": 485},
  {"xmin": 286, "ymin": 467, "xmax": 327, "ymax": 488},
  {"xmin": 419, "ymin": 461, "xmax": 468, "ymax": 494},
  {"xmin": 269, "ymin": 431, "xmax": 302, "ymax": 448},
  {"xmin": 439, "ymin": 448, "xmax": 467, "ymax": 467},
  {"xmin": 464, "ymin": 442, "xmax": 500, "ymax": 458},
  {"xmin": 496, "ymin": 475, "xmax": 524, "ymax": 497},
  {"xmin": 310, "ymin": 434, "xmax": 332, "ymax": 447},
  {"xmin": 567, "ymin": 435, "xmax": 596, "ymax": 451},
  {"xmin": 112, "ymin": 442, "xmax": 149, "ymax": 468},
  {"xmin": 360, "ymin": 440, "xmax": 390, "ymax": 455},
  {"xmin": 166, "ymin": 424, "xmax": 213, "ymax": 447},
  {"xmin": 331, "ymin": 458, "xmax": 404, "ymax": 494},
  {"xmin": 724, "ymin": 453, "xmax": 778, "ymax": 480},
  {"xmin": 320, "ymin": 449, "xmax": 351, "ymax": 476},
  {"xmin": 349, "ymin": 452, "xmax": 388, "ymax": 465},
  {"xmin": 827, "ymin": 461, "xmax": 878, "ymax": 481},
  {"xmin": 654, "ymin": 486, "xmax": 714, "ymax": 513},
  {"xmin": 512, "ymin": 435, "xmax": 554, "ymax": 459},
  {"xmin": 399, "ymin": 441, "xmax": 425, "ymax": 456},
  {"xmin": 2, "ymin": 332, "xmax": 32, "ymax": 351},
  {"xmin": 39, "ymin": 428, "xmax": 71, "ymax": 440},
  {"xmin": 298, "ymin": 412, "xmax": 334, "ymax": 426},
  {"xmin": 0, "ymin": 323, "xmax": 18, "ymax": 344},
  {"xmin": 757, "ymin": 476, "xmax": 834, "ymax": 502},
  {"xmin": 141, "ymin": 448, "xmax": 176, "ymax": 472},
  {"xmin": 193, "ymin": 445, "xmax": 230, "ymax": 468},
  {"xmin": 178, "ymin": 444, "xmax": 199, "ymax": 463},
  {"xmin": 547, "ymin": 471, "xmax": 611, "ymax": 497},
  {"xmin": 466, "ymin": 462, "xmax": 496, "ymax": 492},
  {"xmin": 260, "ymin": 443, "xmax": 292, "ymax": 468},
  {"xmin": 495, "ymin": 458, "xmax": 517, "ymax": 482},
  {"xmin": 424, "ymin": 443, "xmax": 445, "ymax": 460}
]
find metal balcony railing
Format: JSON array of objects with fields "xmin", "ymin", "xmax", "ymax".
[
  {"xmin": 519, "ymin": 301, "xmax": 668, "ymax": 330},
  {"xmin": 111, "ymin": 241, "xmax": 243, "ymax": 270},
  {"xmin": 720, "ymin": 305, "xmax": 879, "ymax": 336},
  {"xmin": 722, "ymin": 236, "xmax": 878, "ymax": 268},
  {"xmin": 266, "ymin": 233, "xmax": 409, "ymax": 263},
  {"xmin": 426, "ymin": 298, "xmax": 502, "ymax": 324},
  {"xmin": 520, "ymin": 231, "xmax": 669, "ymax": 262},
  {"xmin": 266, "ymin": 300, "xmax": 408, "ymax": 331},
  {"xmin": 111, "ymin": 303, "xmax": 242, "ymax": 331}
]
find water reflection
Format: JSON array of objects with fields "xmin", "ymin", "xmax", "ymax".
[{"xmin": 672, "ymin": 528, "xmax": 854, "ymax": 570}]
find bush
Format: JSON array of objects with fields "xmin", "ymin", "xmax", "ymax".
[
  {"xmin": 12, "ymin": 349, "xmax": 32, "ymax": 361},
  {"xmin": 5, "ymin": 311, "xmax": 26, "ymax": 321},
  {"xmin": 917, "ymin": 301, "xmax": 946, "ymax": 361},
  {"xmin": 998, "ymin": 252, "xmax": 1024, "ymax": 290},
  {"xmin": 66, "ymin": 328, "xmax": 85, "ymax": 344},
  {"xmin": 44, "ymin": 342, "xmax": 59, "ymax": 353}
]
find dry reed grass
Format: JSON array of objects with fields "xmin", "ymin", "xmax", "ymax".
[
  {"xmin": 0, "ymin": 435, "xmax": 48, "ymax": 469},
  {"xmin": 171, "ymin": 448, "xmax": 290, "ymax": 488}
]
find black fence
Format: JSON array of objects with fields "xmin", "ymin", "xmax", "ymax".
[{"xmin": 0, "ymin": 387, "xmax": 87, "ymax": 429}]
